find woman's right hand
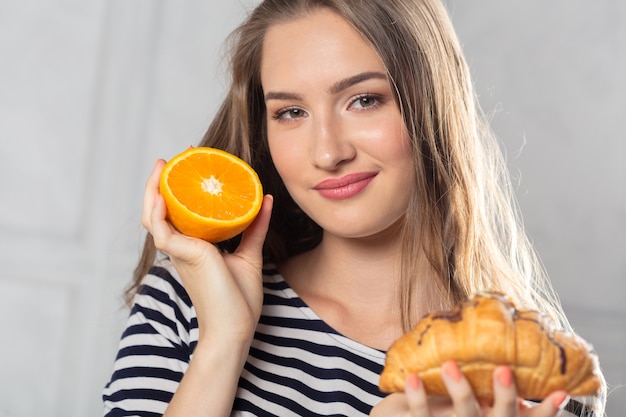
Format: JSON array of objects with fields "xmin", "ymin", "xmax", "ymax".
[
  {"xmin": 371, "ymin": 362, "xmax": 571, "ymax": 417},
  {"xmin": 142, "ymin": 158, "xmax": 273, "ymax": 347}
]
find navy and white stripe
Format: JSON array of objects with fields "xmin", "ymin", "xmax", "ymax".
[{"xmin": 103, "ymin": 258, "xmax": 386, "ymax": 416}]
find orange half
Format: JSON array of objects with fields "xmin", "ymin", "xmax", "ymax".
[{"xmin": 159, "ymin": 147, "xmax": 263, "ymax": 242}]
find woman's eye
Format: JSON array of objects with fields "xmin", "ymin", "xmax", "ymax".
[
  {"xmin": 350, "ymin": 94, "xmax": 382, "ymax": 110},
  {"xmin": 273, "ymin": 107, "xmax": 307, "ymax": 121}
]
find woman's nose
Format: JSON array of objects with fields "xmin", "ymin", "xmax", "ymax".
[{"xmin": 310, "ymin": 114, "xmax": 356, "ymax": 170}]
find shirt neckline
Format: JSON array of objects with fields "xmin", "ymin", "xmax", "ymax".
[{"xmin": 264, "ymin": 269, "xmax": 387, "ymax": 359}]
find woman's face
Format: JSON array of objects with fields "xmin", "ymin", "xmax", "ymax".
[{"xmin": 261, "ymin": 9, "xmax": 415, "ymax": 240}]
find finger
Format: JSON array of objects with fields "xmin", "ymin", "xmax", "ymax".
[
  {"xmin": 369, "ymin": 393, "xmax": 410, "ymax": 417},
  {"xmin": 149, "ymin": 193, "xmax": 177, "ymax": 250},
  {"xmin": 521, "ymin": 391, "xmax": 569, "ymax": 417},
  {"xmin": 235, "ymin": 194, "xmax": 273, "ymax": 264},
  {"xmin": 492, "ymin": 366, "xmax": 517, "ymax": 415},
  {"xmin": 441, "ymin": 360, "xmax": 480, "ymax": 417},
  {"xmin": 405, "ymin": 374, "xmax": 430, "ymax": 417},
  {"xmin": 142, "ymin": 159, "xmax": 166, "ymax": 230},
  {"xmin": 149, "ymin": 194, "xmax": 218, "ymax": 263}
]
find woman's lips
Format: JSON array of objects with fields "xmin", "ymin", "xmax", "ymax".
[{"xmin": 313, "ymin": 172, "xmax": 378, "ymax": 200}]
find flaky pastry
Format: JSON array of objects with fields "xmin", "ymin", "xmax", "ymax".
[{"xmin": 379, "ymin": 292, "xmax": 602, "ymax": 401}]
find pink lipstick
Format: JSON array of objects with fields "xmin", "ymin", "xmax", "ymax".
[{"xmin": 313, "ymin": 172, "xmax": 378, "ymax": 200}]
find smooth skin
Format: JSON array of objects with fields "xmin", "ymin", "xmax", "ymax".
[{"xmin": 142, "ymin": 8, "xmax": 572, "ymax": 417}]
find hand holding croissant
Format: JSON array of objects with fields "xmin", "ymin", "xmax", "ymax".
[{"xmin": 379, "ymin": 292, "xmax": 602, "ymax": 402}]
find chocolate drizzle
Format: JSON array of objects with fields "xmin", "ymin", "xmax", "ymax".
[
  {"xmin": 514, "ymin": 313, "xmax": 567, "ymax": 375},
  {"xmin": 417, "ymin": 324, "xmax": 431, "ymax": 346},
  {"xmin": 414, "ymin": 292, "xmax": 568, "ymax": 375},
  {"xmin": 416, "ymin": 299, "xmax": 473, "ymax": 345}
]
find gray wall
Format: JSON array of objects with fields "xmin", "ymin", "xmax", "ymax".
[{"xmin": 0, "ymin": 1, "xmax": 623, "ymax": 415}]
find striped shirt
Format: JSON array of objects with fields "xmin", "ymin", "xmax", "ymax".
[
  {"xmin": 102, "ymin": 258, "xmax": 593, "ymax": 417},
  {"xmin": 103, "ymin": 258, "xmax": 386, "ymax": 416}
]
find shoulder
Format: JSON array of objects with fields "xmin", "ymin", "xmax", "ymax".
[
  {"xmin": 136, "ymin": 255, "xmax": 191, "ymax": 306},
  {"xmin": 261, "ymin": 265, "xmax": 305, "ymax": 309},
  {"xmin": 128, "ymin": 255, "xmax": 197, "ymax": 338},
  {"xmin": 262, "ymin": 265, "xmax": 289, "ymax": 290},
  {"xmin": 103, "ymin": 257, "xmax": 196, "ymax": 414}
]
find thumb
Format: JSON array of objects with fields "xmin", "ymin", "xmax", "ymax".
[{"xmin": 235, "ymin": 194, "xmax": 273, "ymax": 264}]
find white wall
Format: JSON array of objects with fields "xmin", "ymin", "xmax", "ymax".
[
  {"xmin": 0, "ymin": 1, "xmax": 253, "ymax": 416},
  {"xmin": 0, "ymin": 1, "xmax": 623, "ymax": 416}
]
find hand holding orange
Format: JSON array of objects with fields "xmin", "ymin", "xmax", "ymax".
[{"xmin": 159, "ymin": 147, "xmax": 264, "ymax": 242}]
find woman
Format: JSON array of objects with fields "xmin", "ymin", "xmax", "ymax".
[{"xmin": 103, "ymin": 0, "xmax": 606, "ymax": 416}]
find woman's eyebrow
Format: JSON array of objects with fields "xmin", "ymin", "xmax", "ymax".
[
  {"xmin": 328, "ymin": 71, "xmax": 387, "ymax": 95},
  {"xmin": 264, "ymin": 71, "xmax": 387, "ymax": 102},
  {"xmin": 264, "ymin": 91, "xmax": 303, "ymax": 102}
]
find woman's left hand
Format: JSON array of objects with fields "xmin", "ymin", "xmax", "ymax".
[{"xmin": 370, "ymin": 361, "xmax": 570, "ymax": 417}]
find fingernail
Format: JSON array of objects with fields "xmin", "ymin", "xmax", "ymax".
[
  {"xmin": 442, "ymin": 360, "xmax": 462, "ymax": 382},
  {"xmin": 553, "ymin": 392, "xmax": 569, "ymax": 410},
  {"xmin": 496, "ymin": 366, "xmax": 513, "ymax": 388},
  {"xmin": 406, "ymin": 374, "xmax": 420, "ymax": 390}
]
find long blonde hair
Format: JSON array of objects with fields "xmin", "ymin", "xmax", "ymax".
[{"xmin": 129, "ymin": 1, "xmax": 605, "ymax": 411}]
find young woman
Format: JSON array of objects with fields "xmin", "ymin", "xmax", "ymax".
[{"xmin": 103, "ymin": 1, "xmax": 606, "ymax": 416}]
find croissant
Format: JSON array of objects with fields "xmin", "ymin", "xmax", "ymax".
[{"xmin": 379, "ymin": 292, "xmax": 602, "ymax": 401}]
